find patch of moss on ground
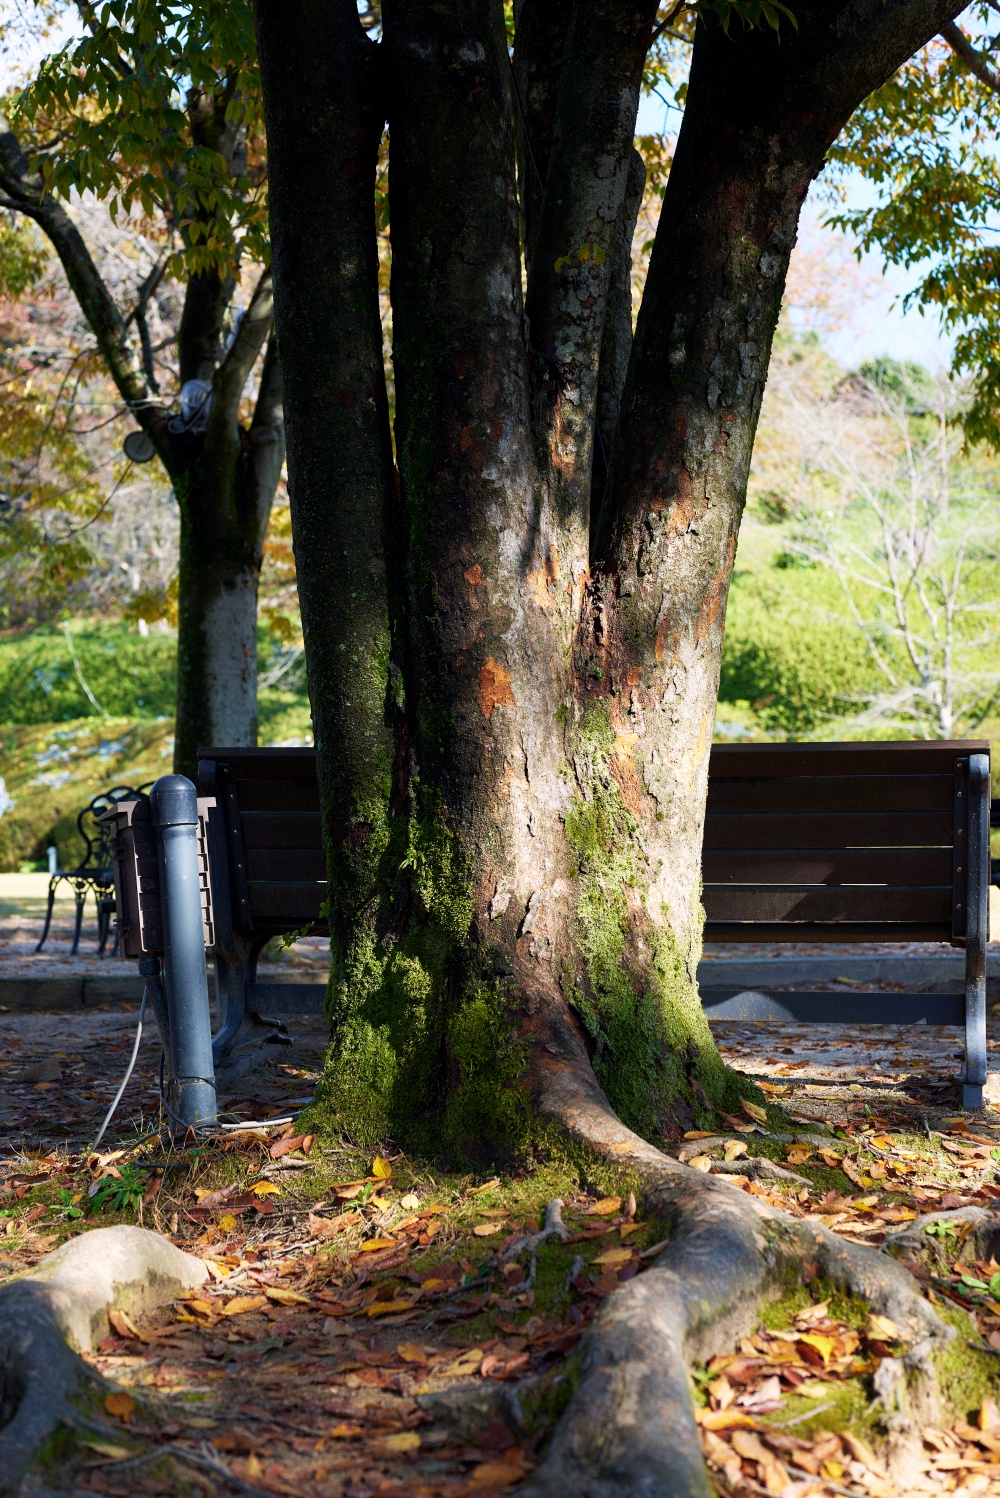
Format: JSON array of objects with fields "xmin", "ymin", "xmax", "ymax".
[
  {"xmin": 759, "ymin": 1277, "xmax": 870, "ymax": 1333},
  {"xmin": 760, "ymin": 1376, "xmax": 876, "ymax": 1441},
  {"xmin": 934, "ymin": 1303, "xmax": 1000, "ymax": 1425}
]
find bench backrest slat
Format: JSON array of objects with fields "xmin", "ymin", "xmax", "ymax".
[{"xmin": 703, "ymin": 739, "xmax": 990, "ymax": 946}]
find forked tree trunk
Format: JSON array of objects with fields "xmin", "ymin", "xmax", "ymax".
[{"xmin": 256, "ymin": 0, "xmax": 967, "ymax": 1155}]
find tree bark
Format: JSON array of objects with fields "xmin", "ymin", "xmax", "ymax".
[{"xmin": 258, "ymin": 0, "xmax": 969, "ymax": 1150}]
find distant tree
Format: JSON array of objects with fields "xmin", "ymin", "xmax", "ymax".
[
  {"xmin": 829, "ymin": 3, "xmax": 1000, "ymax": 447},
  {"xmin": 0, "ymin": 3, "xmax": 282, "ymax": 774},
  {"xmin": 787, "ymin": 371, "xmax": 1000, "ymax": 738}
]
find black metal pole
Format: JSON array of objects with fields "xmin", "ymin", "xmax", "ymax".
[{"xmin": 150, "ymin": 775, "xmax": 216, "ymax": 1127}]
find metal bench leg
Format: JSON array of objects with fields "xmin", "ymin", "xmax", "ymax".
[
  {"xmin": 963, "ymin": 753, "xmax": 990, "ymax": 1110},
  {"xmin": 70, "ymin": 890, "xmax": 86, "ymax": 956},
  {"xmin": 35, "ymin": 878, "xmax": 58, "ymax": 952}
]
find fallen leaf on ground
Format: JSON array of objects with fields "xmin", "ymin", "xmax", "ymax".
[
  {"xmin": 103, "ymin": 1392, "xmax": 135, "ymax": 1422},
  {"xmin": 400, "ymin": 1192, "xmax": 421, "ymax": 1209},
  {"xmin": 308, "ymin": 1210, "xmax": 361, "ymax": 1239},
  {"xmin": 865, "ymin": 1314, "xmax": 899, "ymax": 1342},
  {"xmin": 474, "ymin": 1222, "xmax": 503, "ymax": 1236},
  {"xmin": 107, "ymin": 1308, "xmax": 141, "ymax": 1341},
  {"xmin": 221, "ymin": 1295, "xmax": 269, "ymax": 1317},
  {"xmin": 250, "ymin": 1180, "xmax": 280, "ymax": 1196},
  {"xmin": 82, "ymin": 1441, "xmax": 131, "ymax": 1461},
  {"xmin": 397, "ymin": 1342, "xmax": 429, "ymax": 1363},
  {"xmin": 357, "ymin": 1237, "xmax": 399, "ymax": 1253},
  {"xmin": 593, "ymin": 1247, "xmax": 633, "ymax": 1266},
  {"xmin": 445, "ymin": 1348, "xmax": 484, "ymax": 1377},
  {"xmin": 366, "ymin": 1298, "xmax": 415, "ymax": 1317},
  {"xmin": 584, "ymin": 1197, "xmax": 621, "ymax": 1216},
  {"xmin": 740, "ymin": 1099, "xmax": 768, "ymax": 1124},
  {"xmin": 379, "ymin": 1431, "xmax": 421, "ymax": 1453},
  {"xmin": 264, "ymin": 1286, "xmax": 311, "ymax": 1306},
  {"xmin": 724, "ymin": 1141, "xmax": 748, "ymax": 1161},
  {"xmin": 469, "ymin": 1178, "xmax": 501, "ymax": 1194},
  {"xmin": 371, "ymin": 1155, "xmax": 393, "ymax": 1179}
]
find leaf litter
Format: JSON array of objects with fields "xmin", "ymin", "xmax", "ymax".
[{"xmin": 7, "ymin": 1001, "xmax": 1000, "ymax": 1492}]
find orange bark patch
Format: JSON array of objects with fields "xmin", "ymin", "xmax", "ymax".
[
  {"xmin": 464, "ymin": 563, "xmax": 484, "ymax": 585},
  {"xmin": 478, "ymin": 657, "xmax": 515, "ymax": 719},
  {"xmin": 667, "ymin": 468, "xmax": 699, "ymax": 538},
  {"xmin": 626, "ymin": 667, "xmax": 642, "ymax": 687},
  {"xmin": 610, "ymin": 755, "xmax": 644, "ymax": 816},
  {"xmin": 527, "ymin": 548, "xmax": 561, "ymax": 610},
  {"xmin": 654, "ymin": 613, "xmax": 670, "ymax": 663},
  {"xmin": 695, "ymin": 535, "xmax": 736, "ymax": 644}
]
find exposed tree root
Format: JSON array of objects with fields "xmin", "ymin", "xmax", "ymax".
[
  {"xmin": 0, "ymin": 1227, "xmax": 207, "ymax": 1495},
  {"xmin": 521, "ymin": 1000, "xmax": 951, "ymax": 1496}
]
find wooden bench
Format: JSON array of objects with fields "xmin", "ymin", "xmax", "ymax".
[
  {"xmin": 197, "ymin": 747, "xmax": 328, "ymax": 1079},
  {"xmin": 199, "ymin": 741, "xmax": 995, "ymax": 1105},
  {"xmin": 700, "ymin": 741, "xmax": 993, "ymax": 1108}
]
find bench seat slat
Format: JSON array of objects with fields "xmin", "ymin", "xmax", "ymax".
[
  {"xmin": 706, "ymin": 774, "xmax": 953, "ymax": 814},
  {"xmin": 703, "ymin": 847, "xmax": 953, "ymax": 885},
  {"xmin": 704, "ymin": 809, "xmax": 953, "ymax": 849},
  {"xmin": 703, "ymin": 885, "xmax": 952, "ymax": 923},
  {"xmin": 703, "ymin": 921, "xmax": 953, "ymax": 942}
]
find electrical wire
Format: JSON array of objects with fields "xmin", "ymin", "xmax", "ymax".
[{"xmin": 92, "ymin": 986, "xmax": 147, "ymax": 1151}]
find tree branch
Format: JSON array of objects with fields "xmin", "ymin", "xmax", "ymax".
[
  {"xmin": 0, "ymin": 110, "xmax": 169, "ymax": 439},
  {"xmin": 208, "ymin": 266, "xmax": 274, "ymax": 434},
  {"xmin": 941, "ymin": 19, "xmax": 1000, "ymax": 93}
]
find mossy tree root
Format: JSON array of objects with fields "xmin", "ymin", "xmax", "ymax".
[
  {"xmin": 523, "ymin": 1019, "xmax": 950, "ymax": 1497},
  {"xmin": 0, "ymin": 1226, "xmax": 208, "ymax": 1494}
]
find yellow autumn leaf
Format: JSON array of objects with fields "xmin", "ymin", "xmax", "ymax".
[
  {"xmin": 104, "ymin": 1392, "xmax": 135, "ymax": 1421},
  {"xmin": 220, "ymin": 1294, "xmax": 269, "ymax": 1317},
  {"xmin": 724, "ymin": 1140, "xmax": 748, "ymax": 1161},
  {"xmin": 218, "ymin": 1213, "xmax": 239, "ymax": 1233},
  {"xmin": 184, "ymin": 1298, "xmax": 214, "ymax": 1317},
  {"xmin": 584, "ymin": 1197, "xmax": 622, "ymax": 1216},
  {"xmin": 371, "ymin": 1156, "xmax": 393, "ymax": 1179},
  {"xmin": 468, "ymin": 1178, "xmax": 501, "ymax": 1193},
  {"xmin": 380, "ymin": 1431, "xmax": 421, "ymax": 1453},
  {"xmin": 246, "ymin": 1453, "xmax": 263, "ymax": 1479},
  {"xmin": 445, "ymin": 1347, "xmax": 484, "ymax": 1377},
  {"xmin": 250, "ymin": 1180, "xmax": 280, "ymax": 1196},
  {"xmin": 367, "ymin": 1298, "xmax": 415, "ymax": 1317},
  {"xmin": 786, "ymin": 1146, "xmax": 813, "ymax": 1166},
  {"xmin": 264, "ymin": 1286, "xmax": 311, "ymax": 1306},
  {"xmin": 740, "ymin": 1099, "xmax": 768, "ymax": 1124},
  {"xmin": 865, "ymin": 1314, "xmax": 899, "ymax": 1342},
  {"xmin": 683, "ymin": 1131, "xmax": 716, "ymax": 1140},
  {"xmin": 358, "ymin": 1237, "xmax": 399, "ymax": 1253},
  {"xmin": 204, "ymin": 1259, "xmax": 231, "ymax": 1281},
  {"xmin": 421, "ymin": 1277, "xmax": 447, "ymax": 1292},
  {"xmin": 797, "ymin": 1333, "xmax": 835, "ymax": 1364},
  {"xmin": 400, "ymin": 1192, "xmax": 420, "ymax": 1209},
  {"xmin": 698, "ymin": 1409, "xmax": 758, "ymax": 1431},
  {"xmin": 798, "ymin": 1380, "xmax": 835, "ymax": 1399},
  {"xmin": 687, "ymin": 1154, "xmax": 713, "ymax": 1173},
  {"xmin": 473, "ymin": 1222, "xmax": 503, "ymax": 1236},
  {"xmin": 620, "ymin": 1222, "xmax": 644, "ymax": 1238},
  {"xmin": 593, "ymin": 1246, "xmax": 633, "ymax": 1266},
  {"xmin": 83, "ymin": 1441, "xmax": 132, "ymax": 1461}
]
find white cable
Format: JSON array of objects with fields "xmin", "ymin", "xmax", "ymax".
[{"xmin": 92, "ymin": 988, "xmax": 147, "ymax": 1151}]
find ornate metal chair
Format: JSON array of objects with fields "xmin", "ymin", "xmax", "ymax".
[{"xmin": 36, "ymin": 783, "xmax": 152, "ymax": 956}]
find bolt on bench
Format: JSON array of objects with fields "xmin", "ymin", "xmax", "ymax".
[{"xmin": 700, "ymin": 741, "xmax": 993, "ymax": 1109}]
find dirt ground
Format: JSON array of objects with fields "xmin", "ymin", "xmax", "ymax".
[{"xmin": 5, "ymin": 896, "xmax": 1000, "ymax": 1495}]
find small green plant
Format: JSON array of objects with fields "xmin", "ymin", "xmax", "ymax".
[
  {"xmin": 925, "ymin": 1219, "xmax": 958, "ymax": 1240},
  {"xmin": 89, "ymin": 1165, "xmax": 146, "ymax": 1215},
  {"xmin": 52, "ymin": 1189, "xmax": 83, "ymax": 1221}
]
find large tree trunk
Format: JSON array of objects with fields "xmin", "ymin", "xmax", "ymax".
[
  {"xmin": 257, "ymin": 0, "xmax": 969, "ymax": 1149},
  {"xmin": 257, "ymin": 1, "xmax": 971, "ymax": 1492}
]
